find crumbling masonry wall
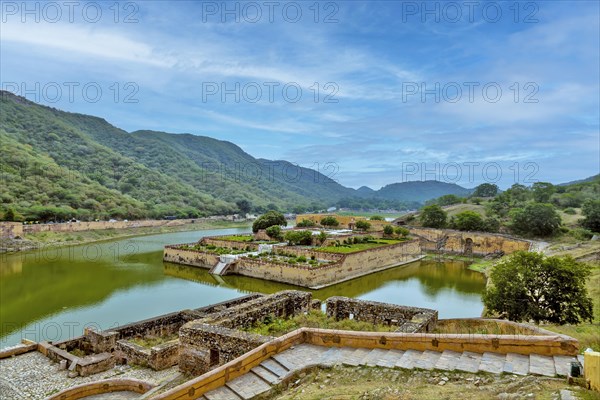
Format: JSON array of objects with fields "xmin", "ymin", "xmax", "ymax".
[{"xmin": 326, "ymin": 297, "xmax": 437, "ymax": 333}]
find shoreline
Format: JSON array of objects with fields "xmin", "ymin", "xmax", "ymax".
[{"xmin": 0, "ymin": 220, "xmax": 252, "ymax": 255}]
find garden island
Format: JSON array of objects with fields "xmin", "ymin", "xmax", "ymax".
[{"xmin": 163, "ymin": 211, "xmax": 531, "ymax": 288}]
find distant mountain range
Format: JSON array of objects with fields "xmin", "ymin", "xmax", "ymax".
[{"xmin": 0, "ymin": 91, "xmax": 592, "ymax": 220}]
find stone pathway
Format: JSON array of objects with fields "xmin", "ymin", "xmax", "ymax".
[{"xmin": 198, "ymin": 344, "xmax": 582, "ymax": 400}]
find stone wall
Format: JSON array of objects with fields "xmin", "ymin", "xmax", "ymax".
[
  {"xmin": 163, "ymin": 245, "xmax": 220, "ymax": 268},
  {"xmin": 200, "ymin": 291, "xmax": 312, "ymax": 329},
  {"xmin": 409, "ymin": 227, "xmax": 531, "ymax": 255},
  {"xmin": 19, "ymin": 218, "xmax": 200, "ymax": 235},
  {"xmin": 178, "ymin": 323, "xmax": 270, "ymax": 375},
  {"xmin": 166, "ymin": 239, "xmax": 423, "ymax": 288},
  {"xmin": 326, "ymin": 297, "xmax": 438, "ymax": 333},
  {"xmin": 116, "ymin": 339, "xmax": 179, "ymax": 370},
  {"xmin": 0, "ymin": 222, "xmax": 23, "ymax": 239}
]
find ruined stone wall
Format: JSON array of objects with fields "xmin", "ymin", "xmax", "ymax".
[
  {"xmin": 295, "ymin": 214, "xmax": 390, "ymax": 231},
  {"xmin": 409, "ymin": 227, "xmax": 531, "ymax": 255},
  {"xmin": 200, "ymin": 291, "xmax": 312, "ymax": 329},
  {"xmin": 0, "ymin": 222, "xmax": 23, "ymax": 239},
  {"xmin": 178, "ymin": 322, "xmax": 270, "ymax": 375},
  {"xmin": 326, "ymin": 297, "xmax": 438, "ymax": 333}
]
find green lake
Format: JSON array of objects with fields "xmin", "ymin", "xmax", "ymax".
[{"xmin": 0, "ymin": 228, "xmax": 486, "ymax": 346}]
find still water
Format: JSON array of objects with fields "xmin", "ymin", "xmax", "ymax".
[{"xmin": 0, "ymin": 227, "xmax": 486, "ymax": 346}]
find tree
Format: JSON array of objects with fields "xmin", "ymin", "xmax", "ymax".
[
  {"xmin": 532, "ymin": 182, "xmax": 555, "ymax": 203},
  {"xmin": 369, "ymin": 215, "xmax": 384, "ymax": 221},
  {"xmin": 510, "ymin": 203, "xmax": 561, "ymax": 237},
  {"xmin": 505, "ymin": 183, "xmax": 529, "ymax": 202},
  {"xmin": 435, "ymin": 194, "xmax": 463, "ymax": 206},
  {"xmin": 316, "ymin": 230, "xmax": 328, "ymax": 245},
  {"xmin": 419, "ymin": 205, "xmax": 447, "ymax": 228},
  {"xmin": 3, "ymin": 207, "xmax": 23, "ymax": 222},
  {"xmin": 320, "ymin": 216, "xmax": 339, "ymax": 227},
  {"xmin": 383, "ymin": 225, "xmax": 394, "ymax": 235},
  {"xmin": 581, "ymin": 199, "xmax": 600, "ymax": 233},
  {"xmin": 284, "ymin": 230, "xmax": 313, "ymax": 245},
  {"xmin": 355, "ymin": 220, "xmax": 371, "ymax": 231},
  {"xmin": 394, "ymin": 226, "xmax": 410, "ymax": 237},
  {"xmin": 265, "ymin": 225, "xmax": 283, "ymax": 241},
  {"xmin": 452, "ymin": 211, "xmax": 485, "ymax": 231},
  {"xmin": 483, "ymin": 252, "xmax": 593, "ymax": 324},
  {"xmin": 252, "ymin": 210, "xmax": 287, "ymax": 233},
  {"xmin": 236, "ymin": 199, "xmax": 252, "ymax": 214},
  {"xmin": 296, "ymin": 219, "xmax": 316, "ymax": 228},
  {"xmin": 472, "ymin": 183, "xmax": 498, "ymax": 198}
]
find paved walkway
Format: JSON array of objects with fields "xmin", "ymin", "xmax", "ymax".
[{"xmin": 199, "ymin": 344, "xmax": 583, "ymax": 400}]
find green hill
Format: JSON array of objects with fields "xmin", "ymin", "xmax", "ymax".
[
  {"xmin": 0, "ymin": 91, "xmax": 489, "ymax": 221},
  {"xmin": 375, "ymin": 181, "xmax": 473, "ymax": 203}
]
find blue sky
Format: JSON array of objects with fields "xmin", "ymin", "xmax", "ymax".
[{"xmin": 1, "ymin": 0, "xmax": 598, "ymax": 189}]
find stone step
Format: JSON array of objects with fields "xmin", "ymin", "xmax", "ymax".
[
  {"xmin": 362, "ymin": 348, "xmax": 390, "ymax": 367},
  {"xmin": 226, "ymin": 371, "xmax": 272, "ymax": 400},
  {"xmin": 272, "ymin": 352, "xmax": 301, "ymax": 371},
  {"xmin": 435, "ymin": 350, "xmax": 462, "ymax": 371},
  {"xmin": 479, "ymin": 352, "xmax": 506, "ymax": 374},
  {"xmin": 251, "ymin": 365, "xmax": 280, "ymax": 385},
  {"xmin": 204, "ymin": 385, "xmax": 243, "ymax": 400},
  {"xmin": 396, "ymin": 349, "xmax": 422, "ymax": 369},
  {"xmin": 504, "ymin": 353, "xmax": 530, "ymax": 375},
  {"xmin": 414, "ymin": 350, "xmax": 442, "ymax": 370},
  {"xmin": 529, "ymin": 354, "xmax": 556, "ymax": 377},
  {"xmin": 376, "ymin": 349, "xmax": 404, "ymax": 368},
  {"xmin": 343, "ymin": 348, "xmax": 372, "ymax": 366},
  {"xmin": 260, "ymin": 358, "xmax": 289, "ymax": 378},
  {"xmin": 455, "ymin": 351, "xmax": 482, "ymax": 373}
]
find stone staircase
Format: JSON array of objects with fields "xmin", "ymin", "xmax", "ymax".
[{"xmin": 196, "ymin": 344, "xmax": 583, "ymax": 400}]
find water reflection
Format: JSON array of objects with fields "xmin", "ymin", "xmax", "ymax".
[{"xmin": 0, "ymin": 227, "xmax": 486, "ymax": 346}]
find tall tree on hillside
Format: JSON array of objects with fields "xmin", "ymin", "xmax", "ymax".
[
  {"xmin": 236, "ymin": 199, "xmax": 252, "ymax": 214},
  {"xmin": 510, "ymin": 203, "xmax": 561, "ymax": 237},
  {"xmin": 472, "ymin": 183, "xmax": 499, "ymax": 198},
  {"xmin": 532, "ymin": 182, "xmax": 555, "ymax": 203},
  {"xmin": 581, "ymin": 199, "xmax": 600, "ymax": 232},
  {"xmin": 420, "ymin": 205, "xmax": 447, "ymax": 228}
]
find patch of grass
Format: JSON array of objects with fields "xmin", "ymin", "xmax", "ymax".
[
  {"xmin": 272, "ymin": 366, "xmax": 594, "ymax": 400},
  {"xmin": 244, "ymin": 310, "xmax": 396, "ymax": 337},
  {"xmin": 129, "ymin": 333, "xmax": 178, "ymax": 348},
  {"xmin": 218, "ymin": 235, "xmax": 254, "ymax": 242},
  {"xmin": 69, "ymin": 348, "xmax": 87, "ymax": 358},
  {"xmin": 434, "ymin": 319, "xmax": 540, "ymax": 335},
  {"xmin": 316, "ymin": 239, "xmax": 405, "ymax": 254}
]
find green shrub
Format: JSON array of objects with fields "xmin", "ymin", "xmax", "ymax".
[
  {"xmin": 564, "ymin": 208, "xmax": 577, "ymax": 215},
  {"xmin": 297, "ymin": 255, "xmax": 307, "ymax": 263}
]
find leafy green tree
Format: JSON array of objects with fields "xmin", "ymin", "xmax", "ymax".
[
  {"xmin": 452, "ymin": 211, "xmax": 485, "ymax": 231},
  {"xmin": 532, "ymin": 182, "xmax": 555, "ymax": 203},
  {"xmin": 369, "ymin": 215, "xmax": 384, "ymax": 221},
  {"xmin": 252, "ymin": 210, "xmax": 287, "ymax": 233},
  {"xmin": 355, "ymin": 220, "xmax": 371, "ymax": 231},
  {"xmin": 435, "ymin": 194, "xmax": 463, "ymax": 206},
  {"xmin": 419, "ymin": 205, "xmax": 447, "ymax": 228},
  {"xmin": 316, "ymin": 230, "xmax": 328, "ymax": 245},
  {"xmin": 483, "ymin": 252, "xmax": 593, "ymax": 324},
  {"xmin": 236, "ymin": 199, "xmax": 252, "ymax": 214},
  {"xmin": 505, "ymin": 183, "xmax": 529, "ymax": 202},
  {"xmin": 472, "ymin": 183, "xmax": 498, "ymax": 198},
  {"xmin": 296, "ymin": 219, "xmax": 316, "ymax": 228},
  {"xmin": 320, "ymin": 216, "xmax": 339, "ymax": 227},
  {"xmin": 383, "ymin": 225, "xmax": 394, "ymax": 235},
  {"xmin": 394, "ymin": 226, "xmax": 410, "ymax": 237},
  {"xmin": 284, "ymin": 230, "xmax": 313, "ymax": 245},
  {"xmin": 3, "ymin": 207, "xmax": 23, "ymax": 222},
  {"xmin": 510, "ymin": 203, "xmax": 561, "ymax": 237},
  {"xmin": 581, "ymin": 199, "xmax": 600, "ymax": 233},
  {"xmin": 483, "ymin": 217, "xmax": 500, "ymax": 233},
  {"xmin": 265, "ymin": 225, "xmax": 283, "ymax": 241}
]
